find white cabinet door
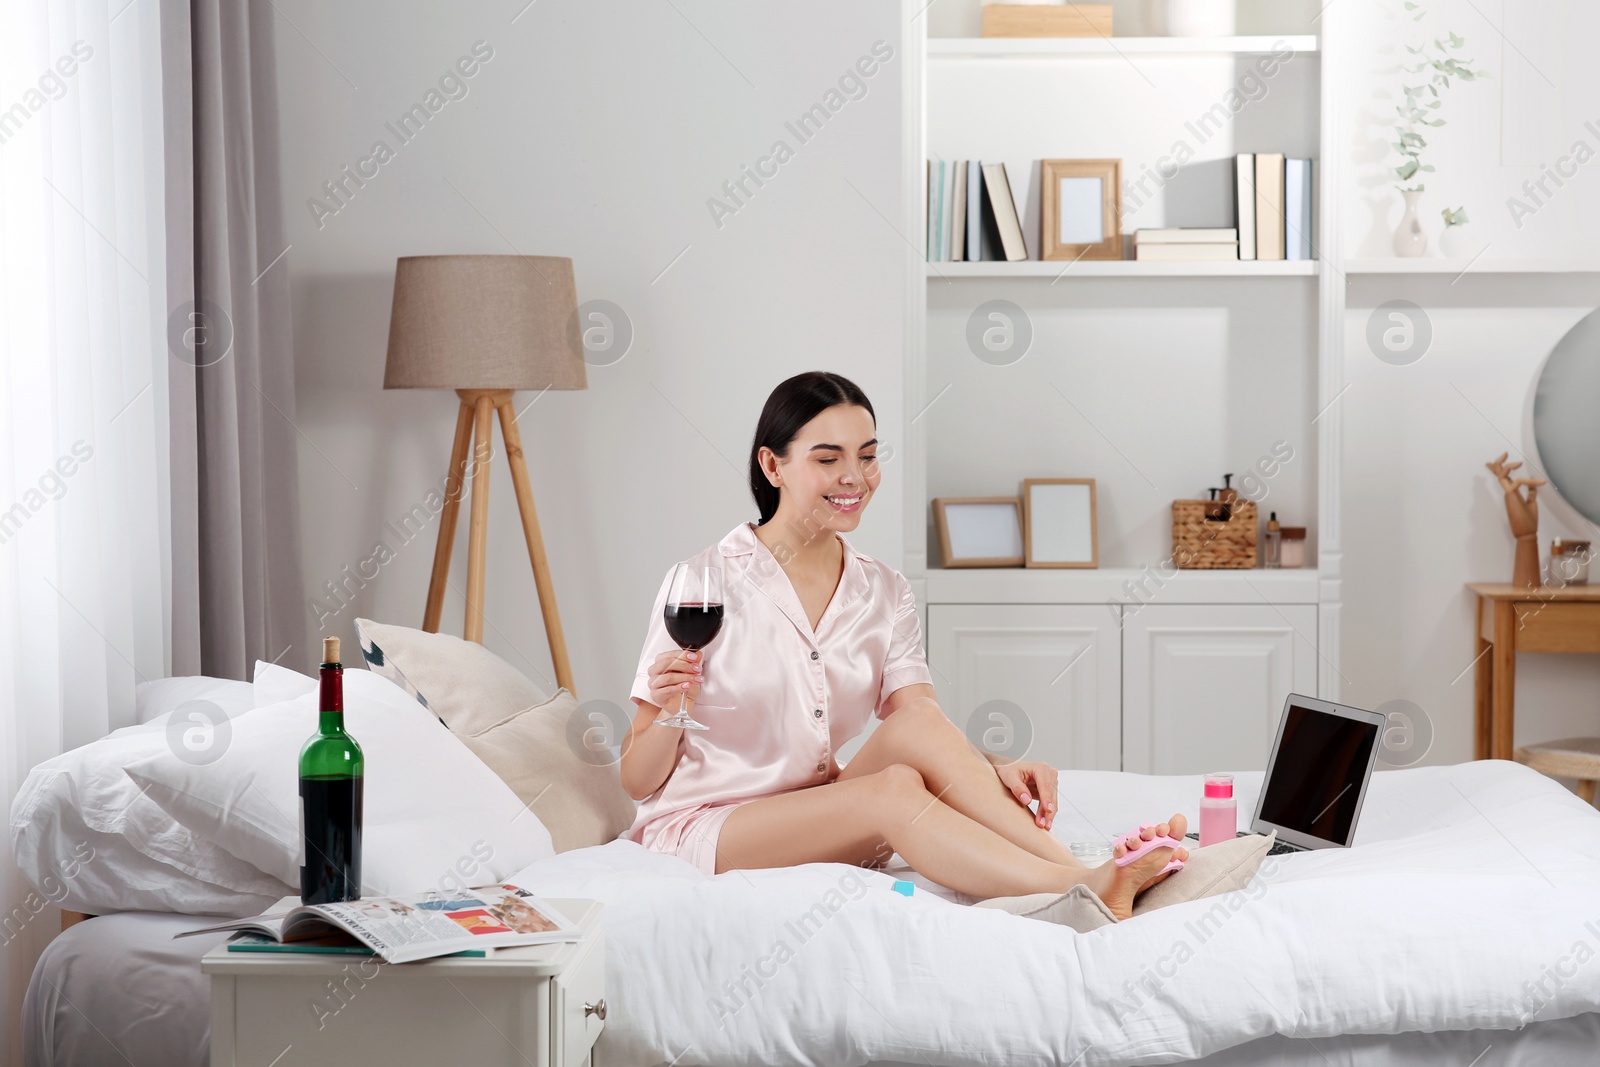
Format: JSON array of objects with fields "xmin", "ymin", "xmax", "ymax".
[
  {"xmin": 927, "ymin": 604, "xmax": 1121, "ymax": 771},
  {"xmin": 1122, "ymin": 603, "xmax": 1318, "ymax": 775}
]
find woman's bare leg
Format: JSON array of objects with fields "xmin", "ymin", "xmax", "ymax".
[
  {"xmin": 837, "ymin": 697, "xmax": 1081, "ymax": 866},
  {"xmin": 713, "ymin": 763, "xmax": 1184, "ymax": 918}
]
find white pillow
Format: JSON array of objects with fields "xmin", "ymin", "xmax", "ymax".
[
  {"xmin": 10, "ymin": 708, "xmax": 293, "ymax": 918},
  {"xmin": 135, "ymin": 675, "xmax": 253, "ymax": 724},
  {"xmin": 252, "ymin": 659, "xmax": 317, "ymax": 707},
  {"xmin": 124, "ymin": 668, "xmax": 557, "ymax": 897}
]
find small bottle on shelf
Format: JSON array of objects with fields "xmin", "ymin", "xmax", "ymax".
[
  {"xmin": 1280, "ymin": 526, "xmax": 1307, "ymax": 569},
  {"xmin": 299, "ymin": 636, "xmax": 364, "ymax": 905},
  {"xmin": 1263, "ymin": 511, "xmax": 1282, "ymax": 568}
]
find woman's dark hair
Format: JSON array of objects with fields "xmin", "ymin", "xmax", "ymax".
[{"xmin": 749, "ymin": 371, "xmax": 875, "ymax": 525}]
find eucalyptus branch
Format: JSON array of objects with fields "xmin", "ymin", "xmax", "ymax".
[{"xmin": 1392, "ymin": 1, "xmax": 1490, "ymax": 195}]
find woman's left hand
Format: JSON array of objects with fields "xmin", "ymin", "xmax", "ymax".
[{"xmin": 993, "ymin": 760, "xmax": 1057, "ymax": 830}]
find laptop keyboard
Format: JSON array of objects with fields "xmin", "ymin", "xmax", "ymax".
[{"xmin": 1185, "ymin": 831, "xmax": 1303, "ymax": 856}]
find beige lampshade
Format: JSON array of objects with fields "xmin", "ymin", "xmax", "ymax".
[{"xmin": 383, "ymin": 255, "xmax": 588, "ymax": 391}]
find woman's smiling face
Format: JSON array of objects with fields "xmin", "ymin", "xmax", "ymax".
[{"xmin": 761, "ymin": 404, "xmax": 880, "ymax": 539}]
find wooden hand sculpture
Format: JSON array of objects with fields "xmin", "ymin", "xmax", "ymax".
[{"xmin": 1486, "ymin": 452, "xmax": 1545, "ymax": 588}]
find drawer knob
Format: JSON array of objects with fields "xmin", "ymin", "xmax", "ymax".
[{"xmin": 585, "ymin": 998, "xmax": 607, "ymax": 1021}]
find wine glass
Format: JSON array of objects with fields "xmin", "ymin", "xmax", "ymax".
[{"xmin": 655, "ymin": 562, "xmax": 724, "ymax": 731}]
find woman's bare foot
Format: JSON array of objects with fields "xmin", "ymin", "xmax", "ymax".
[{"xmin": 1086, "ymin": 814, "xmax": 1190, "ymax": 921}]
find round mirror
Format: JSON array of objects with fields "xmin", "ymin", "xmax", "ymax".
[{"xmin": 1533, "ymin": 308, "xmax": 1600, "ymax": 526}]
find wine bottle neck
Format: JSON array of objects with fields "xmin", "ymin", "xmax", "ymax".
[{"xmin": 319, "ymin": 662, "xmax": 344, "ymax": 734}]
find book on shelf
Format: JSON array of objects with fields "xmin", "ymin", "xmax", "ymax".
[
  {"xmin": 945, "ymin": 160, "xmax": 960, "ymax": 260},
  {"xmin": 980, "ymin": 162, "xmax": 1028, "ymax": 261},
  {"xmin": 1285, "ymin": 158, "xmax": 1313, "ymax": 260},
  {"xmin": 950, "ymin": 162, "xmax": 967, "ymax": 261},
  {"xmin": 1135, "ymin": 228, "xmax": 1239, "ymax": 245},
  {"xmin": 927, "ymin": 159, "xmax": 1026, "ymax": 262},
  {"xmin": 965, "ymin": 160, "xmax": 983, "ymax": 262},
  {"xmin": 1254, "ymin": 152, "xmax": 1286, "ymax": 260},
  {"xmin": 1235, "ymin": 154, "xmax": 1257, "ymax": 262},
  {"xmin": 176, "ymin": 884, "xmax": 581, "ymax": 964},
  {"xmin": 1134, "ymin": 242, "xmax": 1239, "ymax": 262},
  {"xmin": 1234, "ymin": 153, "xmax": 1313, "ymax": 262}
]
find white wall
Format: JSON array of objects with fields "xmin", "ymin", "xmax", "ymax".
[
  {"xmin": 1338, "ymin": 0, "xmax": 1600, "ymax": 764},
  {"xmin": 1343, "ymin": 0, "xmax": 1600, "ymax": 259},
  {"xmin": 926, "ymin": 277, "xmax": 1319, "ymax": 569},
  {"xmin": 272, "ymin": 1, "xmax": 906, "ymax": 711},
  {"xmin": 1341, "ymin": 278, "xmax": 1600, "ymax": 764}
]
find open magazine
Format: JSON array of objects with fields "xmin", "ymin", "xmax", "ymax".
[{"xmin": 176, "ymin": 884, "xmax": 580, "ymax": 964}]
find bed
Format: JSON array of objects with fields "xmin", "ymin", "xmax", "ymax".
[{"xmin": 25, "ymin": 759, "xmax": 1600, "ymax": 1066}]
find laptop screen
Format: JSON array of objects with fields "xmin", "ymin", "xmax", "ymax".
[{"xmin": 1257, "ymin": 702, "xmax": 1380, "ymax": 845}]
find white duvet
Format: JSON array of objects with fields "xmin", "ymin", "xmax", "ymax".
[{"xmin": 511, "ymin": 760, "xmax": 1600, "ymax": 1067}]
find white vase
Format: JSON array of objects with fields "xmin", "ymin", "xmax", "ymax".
[
  {"xmin": 1438, "ymin": 221, "xmax": 1478, "ymax": 258},
  {"xmin": 1147, "ymin": 0, "xmax": 1237, "ymax": 37},
  {"xmin": 1392, "ymin": 190, "xmax": 1428, "ymax": 257}
]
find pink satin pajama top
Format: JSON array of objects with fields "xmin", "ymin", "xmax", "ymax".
[{"xmin": 623, "ymin": 521, "xmax": 933, "ymax": 862}]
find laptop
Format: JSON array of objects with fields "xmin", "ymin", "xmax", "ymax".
[{"xmin": 1186, "ymin": 693, "xmax": 1388, "ymax": 857}]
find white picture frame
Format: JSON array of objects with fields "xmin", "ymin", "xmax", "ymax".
[{"xmin": 1023, "ymin": 478, "xmax": 1098, "ymax": 568}]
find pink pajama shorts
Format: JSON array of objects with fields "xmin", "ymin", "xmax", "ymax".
[{"xmin": 636, "ymin": 801, "xmax": 746, "ymax": 876}]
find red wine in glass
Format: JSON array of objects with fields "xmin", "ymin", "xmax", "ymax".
[
  {"xmin": 664, "ymin": 603, "xmax": 724, "ymax": 650},
  {"xmin": 655, "ymin": 562, "xmax": 723, "ymax": 731}
]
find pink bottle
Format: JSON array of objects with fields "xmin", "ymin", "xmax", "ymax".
[{"xmin": 1199, "ymin": 773, "xmax": 1236, "ymax": 847}]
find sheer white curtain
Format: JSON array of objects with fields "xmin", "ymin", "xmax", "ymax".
[{"xmin": 0, "ymin": 0, "xmax": 172, "ymax": 1056}]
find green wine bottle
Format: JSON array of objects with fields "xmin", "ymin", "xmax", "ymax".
[{"xmin": 299, "ymin": 636, "xmax": 364, "ymax": 904}]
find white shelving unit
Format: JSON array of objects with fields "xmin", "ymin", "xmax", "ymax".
[
  {"xmin": 924, "ymin": 565, "xmax": 1320, "ymax": 605},
  {"xmin": 1345, "ymin": 258, "xmax": 1600, "ymax": 274},
  {"xmin": 927, "ymin": 35, "xmax": 1319, "ymax": 58},
  {"xmin": 898, "ymin": 5, "xmax": 1347, "ymax": 773},
  {"xmin": 928, "ymin": 260, "xmax": 1319, "ymax": 278}
]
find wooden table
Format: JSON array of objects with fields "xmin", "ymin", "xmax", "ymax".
[{"xmin": 1469, "ymin": 583, "xmax": 1600, "ymax": 760}]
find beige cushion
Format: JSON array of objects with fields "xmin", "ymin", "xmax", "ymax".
[
  {"xmin": 354, "ymin": 618, "xmax": 547, "ymax": 736},
  {"xmin": 1132, "ymin": 831, "xmax": 1275, "ymax": 915},
  {"xmin": 458, "ymin": 688, "xmax": 636, "ymax": 854},
  {"xmin": 972, "ymin": 883, "xmax": 1116, "ymax": 932},
  {"xmin": 972, "ymin": 832, "xmax": 1275, "ymax": 928}
]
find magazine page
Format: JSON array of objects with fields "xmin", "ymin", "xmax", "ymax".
[
  {"xmin": 173, "ymin": 896, "xmax": 301, "ymax": 940},
  {"xmin": 303, "ymin": 885, "xmax": 580, "ymax": 964}
]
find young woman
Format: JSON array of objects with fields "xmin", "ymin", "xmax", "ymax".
[{"xmin": 619, "ymin": 372, "xmax": 1187, "ymax": 919}]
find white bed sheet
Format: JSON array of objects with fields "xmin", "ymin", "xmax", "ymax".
[
  {"xmin": 24, "ymin": 761, "xmax": 1600, "ymax": 1067},
  {"xmin": 24, "ymin": 912, "xmax": 1600, "ymax": 1067},
  {"xmin": 23, "ymin": 912, "xmax": 231, "ymax": 1067},
  {"xmin": 515, "ymin": 761, "xmax": 1600, "ymax": 1066},
  {"xmin": 21, "ymin": 905, "xmax": 1600, "ymax": 1067}
]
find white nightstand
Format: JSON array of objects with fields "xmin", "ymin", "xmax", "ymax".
[{"xmin": 203, "ymin": 898, "xmax": 605, "ymax": 1067}]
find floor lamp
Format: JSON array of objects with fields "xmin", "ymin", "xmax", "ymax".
[{"xmin": 383, "ymin": 254, "xmax": 584, "ymax": 694}]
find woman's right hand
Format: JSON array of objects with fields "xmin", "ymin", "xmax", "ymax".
[{"xmin": 646, "ymin": 648, "xmax": 702, "ymax": 713}]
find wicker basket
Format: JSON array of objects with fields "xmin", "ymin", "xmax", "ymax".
[{"xmin": 1172, "ymin": 499, "xmax": 1257, "ymax": 569}]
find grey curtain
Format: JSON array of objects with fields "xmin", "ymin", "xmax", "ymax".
[{"xmin": 161, "ymin": 0, "xmax": 305, "ymax": 679}]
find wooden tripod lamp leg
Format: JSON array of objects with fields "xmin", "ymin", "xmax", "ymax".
[
  {"xmin": 463, "ymin": 395, "xmax": 496, "ymax": 643},
  {"xmin": 496, "ymin": 397, "xmax": 577, "ymax": 695},
  {"xmin": 423, "ymin": 398, "xmax": 477, "ymax": 633}
]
